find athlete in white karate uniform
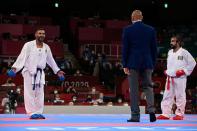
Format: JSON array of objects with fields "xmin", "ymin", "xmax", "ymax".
[
  {"xmin": 8, "ymin": 28, "xmax": 65, "ymax": 119},
  {"xmin": 157, "ymin": 35, "xmax": 196, "ymax": 120}
]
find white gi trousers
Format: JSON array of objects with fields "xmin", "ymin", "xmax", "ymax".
[
  {"xmin": 23, "ymin": 71, "xmax": 44, "ymax": 115},
  {"xmin": 161, "ymin": 76, "xmax": 187, "ymax": 117}
]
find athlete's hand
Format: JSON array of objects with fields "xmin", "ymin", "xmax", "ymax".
[
  {"xmin": 7, "ymin": 68, "xmax": 16, "ymax": 77},
  {"xmin": 176, "ymin": 69, "xmax": 185, "ymax": 77},
  {"xmin": 123, "ymin": 68, "xmax": 131, "ymax": 75},
  {"xmin": 57, "ymin": 70, "xmax": 65, "ymax": 81}
]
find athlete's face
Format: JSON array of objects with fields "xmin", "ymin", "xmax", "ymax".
[
  {"xmin": 35, "ymin": 30, "xmax": 45, "ymax": 43},
  {"xmin": 170, "ymin": 37, "xmax": 178, "ymax": 49}
]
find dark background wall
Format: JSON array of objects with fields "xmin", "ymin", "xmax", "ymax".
[
  {"xmin": 0, "ymin": 0, "xmax": 196, "ymax": 45},
  {"xmin": 0, "ymin": 0, "xmax": 196, "ymax": 25}
]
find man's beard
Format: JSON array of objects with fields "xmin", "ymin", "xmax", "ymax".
[
  {"xmin": 37, "ymin": 37, "xmax": 45, "ymax": 43},
  {"xmin": 170, "ymin": 44, "xmax": 177, "ymax": 49}
]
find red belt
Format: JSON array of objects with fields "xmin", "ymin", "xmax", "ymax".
[{"xmin": 167, "ymin": 76, "xmax": 175, "ymax": 90}]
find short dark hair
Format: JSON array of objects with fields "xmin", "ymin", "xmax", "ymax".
[
  {"xmin": 172, "ymin": 34, "xmax": 184, "ymax": 47},
  {"xmin": 35, "ymin": 28, "xmax": 45, "ymax": 33}
]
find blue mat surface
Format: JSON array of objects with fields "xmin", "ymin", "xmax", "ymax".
[{"xmin": 0, "ymin": 114, "xmax": 196, "ymax": 131}]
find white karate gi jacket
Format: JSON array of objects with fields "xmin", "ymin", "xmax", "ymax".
[{"xmin": 12, "ymin": 40, "xmax": 60, "ymax": 85}]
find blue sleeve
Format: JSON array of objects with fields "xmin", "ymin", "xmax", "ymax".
[
  {"xmin": 122, "ymin": 28, "xmax": 129, "ymax": 68},
  {"xmin": 150, "ymin": 29, "xmax": 158, "ymax": 67}
]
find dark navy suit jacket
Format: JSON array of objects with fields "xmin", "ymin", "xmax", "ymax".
[{"xmin": 122, "ymin": 21, "xmax": 157, "ymax": 70}]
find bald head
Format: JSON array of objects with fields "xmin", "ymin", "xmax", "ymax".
[{"xmin": 131, "ymin": 10, "xmax": 143, "ymax": 22}]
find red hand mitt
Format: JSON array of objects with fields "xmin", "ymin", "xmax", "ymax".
[{"xmin": 176, "ymin": 70, "xmax": 185, "ymax": 77}]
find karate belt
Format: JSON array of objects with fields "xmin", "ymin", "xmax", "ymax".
[
  {"xmin": 32, "ymin": 68, "xmax": 42, "ymax": 90},
  {"xmin": 166, "ymin": 76, "xmax": 175, "ymax": 90}
]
